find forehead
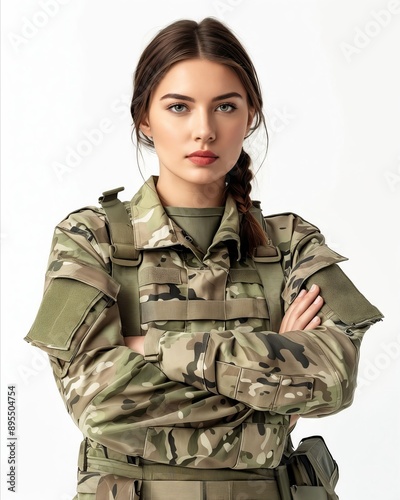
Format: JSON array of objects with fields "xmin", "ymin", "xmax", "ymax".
[{"xmin": 153, "ymin": 59, "xmax": 246, "ymax": 98}]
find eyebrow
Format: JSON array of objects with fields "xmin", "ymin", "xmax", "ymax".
[{"xmin": 160, "ymin": 92, "xmax": 244, "ymax": 102}]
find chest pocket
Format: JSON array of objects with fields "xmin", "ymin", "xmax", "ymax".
[{"xmin": 137, "ymin": 251, "xmax": 280, "ymax": 334}]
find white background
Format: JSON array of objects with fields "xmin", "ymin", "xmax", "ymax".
[{"xmin": 1, "ymin": 1, "xmax": 399, "ymax": 499}]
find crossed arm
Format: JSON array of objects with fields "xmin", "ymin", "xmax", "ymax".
[
  {"xmin": 125, "ymin": 285, "xmax": 323, "ymax": 353},
  {"xmin": 125, "ymin": 285, "xmax": 324, "ymax": 427}
]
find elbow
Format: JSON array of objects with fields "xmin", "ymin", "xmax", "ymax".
[{"xmin": 301, "ymin": 354, "xmax": 359, "ymax": 418}]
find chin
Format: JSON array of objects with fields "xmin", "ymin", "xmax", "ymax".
[{"xmin": 186, "ymin": 170, "xmax": 228, "ymax": 186}]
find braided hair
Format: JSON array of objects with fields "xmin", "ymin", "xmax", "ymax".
[{"xmin": 226, "ymin": 149, "xmax": 268, "ymax": 257}]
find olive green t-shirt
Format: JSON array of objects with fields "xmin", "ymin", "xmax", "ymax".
[{"xmin": 165, "ymin": 206, "xmax": 224, "ymax": 254}]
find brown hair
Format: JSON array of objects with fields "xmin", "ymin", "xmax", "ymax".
[{"xmin": 130, "ymin": 17, "xmax": 269, "ymax": 256}]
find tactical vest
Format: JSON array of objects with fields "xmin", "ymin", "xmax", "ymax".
[
  {"xmin": 99, "ymin": 187, "xmax": 286, "ymax": 339},
  {"xmin": 77, "ymin": 188, "xmax": 339, "ymax": 500}
]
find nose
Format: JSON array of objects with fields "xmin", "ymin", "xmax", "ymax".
[{"xmin": 191, "ymin": 109, "xmax": 216, "ymax": 143}]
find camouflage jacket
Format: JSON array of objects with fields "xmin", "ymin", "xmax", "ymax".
[{"xmin": 26, "ymin": 176, "xmax": 382, "ymax": 475}]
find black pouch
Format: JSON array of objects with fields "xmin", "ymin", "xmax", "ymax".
[{"xmin": 288, "ymin": 435, "xmax": 339, "ymax": 500}]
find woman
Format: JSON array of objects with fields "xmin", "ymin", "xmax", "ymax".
[{"xmin": 26, "ymin": 17, "xmax": 383, "ymax": 499}]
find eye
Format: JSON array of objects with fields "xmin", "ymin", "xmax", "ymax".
[
  {"xmin": 167, "ymin": 103, "xmax": 188, "ymax": 113},
  {"xmin": 216, "ymin": 103, "xmax": 237, "ymax": 113}
]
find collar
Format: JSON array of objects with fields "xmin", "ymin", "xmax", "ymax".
[{"xmin": 130, "ymin": 176, "xmax": 241, "ymax": 259}]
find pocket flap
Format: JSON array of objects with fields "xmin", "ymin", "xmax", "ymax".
[
  {"xmin": 25, "ymin": 278, "xmax": 104, "ymax": 361},
  {"xmin": 305, "ymin": 264, "xmax": 383, "ymax": 328}
]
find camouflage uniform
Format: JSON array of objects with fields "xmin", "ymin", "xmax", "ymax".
[{"xmin": 26, "ymin": 176, "xmax": 383, "ymax": 499}]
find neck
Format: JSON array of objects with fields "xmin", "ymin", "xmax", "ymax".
[{"xmin": 156, "ymin": 175, "xmax": 226, "ymax": 208}]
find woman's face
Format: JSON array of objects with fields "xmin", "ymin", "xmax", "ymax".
[{"xmin": 140, "ymin": 58, "xmax": 254, "ymax": 206}]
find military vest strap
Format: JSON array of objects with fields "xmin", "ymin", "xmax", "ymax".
[
  {"xmin": 99, "ymin": 188, "xmax": 285, "ymax": 336},
  {"xmin": 99, "ymin": 187, "xmax": 142, "ymax": 337},
  {"xmin": 250, "ymin": 201, "xmax": 285, "ymax": 332},
  {"xmin": 253, "ymin": 246, "xmax": 284, "ymax": 332}
]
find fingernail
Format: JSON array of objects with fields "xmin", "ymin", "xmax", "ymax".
[
  {"xmin": 298, "ymin": 289, "xmax": 306, "ymax": 297},
  {"xmin": 310, "ymin": 284, "xmax": 316, "ymax": 292},
  {"xmin": 313, "ymin": 295, "xmax": 321, "ymax": 304}
]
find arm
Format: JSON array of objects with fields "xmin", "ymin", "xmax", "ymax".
[
  {"xmin": 142, "ymin": 225, "xmax": 383, "ymax": 418},
  {"xmin": 126, "ymin": 283, "xmax": 324, "ymax": 433},
  {"xmin": 279, "ymin": 283, "xmax": 324, "ymax": 427}
]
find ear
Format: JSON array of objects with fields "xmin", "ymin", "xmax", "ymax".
[
  {"xmin": 139, "ymin": 116, "xmax": 152, "ymax": 138},
  {"xmin": 246, "ymin": 107, "xmax": 255, "ymax": 134}
]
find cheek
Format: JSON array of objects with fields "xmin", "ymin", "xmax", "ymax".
[
  {"xmin": 151, "ymin": 122, "xmax": 184, "ymax": 161},
  {"xmin": 151, "ymin": 120, "xmax": 183, "ymax": 145},
  {"xmin": 224, "ymin": 117, "xmax": 248, "ymax": 140},
  {"xmin": 223, "ymin": 122, "xmax": 248, "ymax": 153},
  {"xmin": 223, "ymin": 123, "xmax": 248, "ymax": 165}
]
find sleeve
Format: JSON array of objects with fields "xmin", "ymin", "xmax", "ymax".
[
  {"xmin": 143, "ymin": 216, "xmax": 383, "ymax": 418},
  {"xmin": 25, "ymin": 208, "xmax": 254, "ymax": 458}
]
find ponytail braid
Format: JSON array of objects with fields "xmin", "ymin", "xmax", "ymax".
[{"xmin": 226, "ymin": 149, "xmax": 268, "ymax": 257}]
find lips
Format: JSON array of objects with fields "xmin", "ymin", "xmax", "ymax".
[
  {"xmin": 187, "ymin": 150, "xmax": 219, "ymax": 166},
  {"xmin": 187, "ymin": 150, "xmax": 218, "ymax": 158}
]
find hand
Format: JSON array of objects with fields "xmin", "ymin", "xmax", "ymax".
[
  {"xmin": 124, "ymin": 336, "xmax": 145, "ymax": 355},
  {"xmin": 279, "ymin": 284, "xmax": 324, "ymax": 334},
  {"xmin": 289, "ymin": 414, "xmax": 300, "ymax": 429}
]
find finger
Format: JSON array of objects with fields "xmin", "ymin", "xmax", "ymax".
[
  {"xmin": 280, "ymin": 291, "xmax": 324, "ymax": 332},
  {"xmin": 278, "ymin": 316, "xmax": 288, "ymax": 334},
  {"xmin": 283, "ymin": 287, "xmax": 320, "ymax": 326},
  {"xmin": 280, "ymin": 286, "xmax": 320, "ymax": 327},
  {"xmin": 295, "ymin": 284, "xmax": 320, "ymax": 301},
  {"xmin": 294, "ymin": 294, "xmax": 323, "ymax": 329},
  {"xmin": 125, "ymin": 336, "xmax": 145, "ymax": 355},
  {"xmin": 304, "ymin": 315, "xmax": 321, "ymax": 330},
  {"xmin": 291, "ymin": 285, "xmax": 321, "ymax": 315}
]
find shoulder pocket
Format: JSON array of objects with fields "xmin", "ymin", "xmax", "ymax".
[
  {"xmin": 282, "ymin": 243, "xmax": 347, "ymax": 305},
  {"xmin": 305, "ymin": 264, "xmax": 383, "ymax": 330},
  {"xmin": 25, "ymin": 278, "xmax": 109, "ymax": 362}
]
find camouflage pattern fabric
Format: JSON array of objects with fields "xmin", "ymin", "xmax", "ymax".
[
  {"xmin": 25, "ymin": 176, "xmax": 382, "ymax": 497},
  {"xmin": 96, "ymin": 474, "xmax": 140, "ymax": 499}
]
